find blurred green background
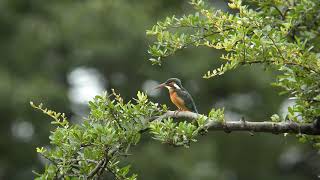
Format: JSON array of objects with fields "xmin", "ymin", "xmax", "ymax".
[{"xmin": 0, "ymin": 0, "xmax": 319, "ymax": 179}]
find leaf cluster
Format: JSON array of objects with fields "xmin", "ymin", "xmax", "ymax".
[
  {"xmin": 32, "ymin": 90, "xmax": 224, "ymax": 179},
  {"xmin": 32, "ymin": 91, "xmax": 165, "ymax": 179}
]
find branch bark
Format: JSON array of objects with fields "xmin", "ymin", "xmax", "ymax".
[
  {"xmin": 154, "ymin": 111, "xmax": 320, "ymax": 135},
  {"xmin": 87, "ymin": 146, "xmax": 119, "ymax": 179}
]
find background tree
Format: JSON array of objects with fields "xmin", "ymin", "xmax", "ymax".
[{"xmin": 1, "ymin": 0, "xmax": 319, "ymax": 179}]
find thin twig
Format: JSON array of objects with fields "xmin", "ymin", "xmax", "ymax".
[
  {"xmin": 273, "ymin": 5, "xmax": 285, "ymax": 20},
  {"xmin": 266, "ymin": 33, "xmax": 286, "ymax": 62},
  {"xmin": 240, "ymin": 59, "xmax": 318, "ymax": 75}
]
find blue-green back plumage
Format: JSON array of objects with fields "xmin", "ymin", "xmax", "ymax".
[{"xmin": 176, "ymin": 88, "xmax": 198, "ymax": 113}]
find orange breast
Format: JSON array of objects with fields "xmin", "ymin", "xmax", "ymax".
[{"xmin": 169, "ymin": 91, "xmax": 189, "ymax": 111}]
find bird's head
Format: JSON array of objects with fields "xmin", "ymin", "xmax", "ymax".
[{"xmin": 156, "ymin": 78, "xmax": 183, "ymax": 90}]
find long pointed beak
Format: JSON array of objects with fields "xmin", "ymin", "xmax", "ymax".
[{"xmin": 155, "ymin": 83, "xmax": 165, "ymax": 89}]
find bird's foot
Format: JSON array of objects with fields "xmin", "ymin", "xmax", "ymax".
[{"xmin": 173, "ymin": 110, "xmax": 181, "ymax": 117}]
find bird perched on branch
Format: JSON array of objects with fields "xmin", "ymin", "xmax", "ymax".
[{"xmin": 156, "ymin": 78, "xmax": 198, "ymax": 113}]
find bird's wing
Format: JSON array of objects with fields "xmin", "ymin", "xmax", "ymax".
[{"xmin": 177, "ymin": 90, "xmax": 198, "ymax": 113}]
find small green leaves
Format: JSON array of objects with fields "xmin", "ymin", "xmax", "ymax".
[
  {"xmin": 150, "ymin": 118, "xmax": 197, "ymax": 147},
  {"xmin": 32, "ymin": 90, "xmax": 167, "ymax": 179},
  {"xmin": 208, "ymin": 108, "xmax": 225, "ymax": 123},
  {"xmin": 189, "ymin": 0, "xmax": 205, "ymax": 9},
  {"xmin": 203, "ymin": 62, "xmax": 238, "ymax": 78},
  {"xmin": 136, "ymin": 91, "xmax": 148, "ymax": 103},
  {"xmin": 116, "ymin": 165, "xmax": 137, "ymax": 180},
  {"xmin": 36, "ymin": 147, "xmax": 46, "ymax": 153},
  {"xmin": 228, "ymin": 0, "xmax": 242, "ymax": 9},
  {"xmin": 196, "ymin": 115, "xmax": 207, "ymax": 127},
  {"xmin": 30, "ymin": 101, "xmax": 69, "ymax": 127},
  {"xmin": 270, "ymin": 114, "xmax": 281, "ymax": 122},
  {"xmin": 149, "ymin": 108, "xmax": 224, "ymax": 147}
]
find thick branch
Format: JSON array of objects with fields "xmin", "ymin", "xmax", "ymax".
[{"xmin": 154, "ymin": 111, "xmax": 320, "ymax": 135}]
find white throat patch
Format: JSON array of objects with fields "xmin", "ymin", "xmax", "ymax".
[{"xmin": 165, "ymin": 85, "xmax": 172, "ymax": 89}]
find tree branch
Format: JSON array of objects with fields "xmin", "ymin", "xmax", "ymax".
[
  {"xmin": 153, "ymin": 111, "xmax": 320, "ymax": 135},
  {"xmin": 87, "ymin": 146, "xmax": 119, "ymax": 179},
  {"xmin": 88, "ymin": 158, "xmax": 106, "ymax": 179}
]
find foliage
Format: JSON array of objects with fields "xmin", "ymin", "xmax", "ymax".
[
  {"xmin": 208, "ymin": 108, "xmax": 225, "ymax": 123},
  {"xmin": 31, "ymin": 91, "xmax": 159, "ymax": 179},
  {"xmin": 32, "ymin": 91, "xmax": 212, "ymax": 179},
  {"xmin": 150, "ymin": 118, "xmax": 198, "ymax": 147},
  {"xmin": 147, "ymin": 0, "xmax": 320, "ymax": 145}
]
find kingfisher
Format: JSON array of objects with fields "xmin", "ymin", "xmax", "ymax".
[{"xmin": 156, "ymin": 78, "xmax": 198, "ymax": 113}]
